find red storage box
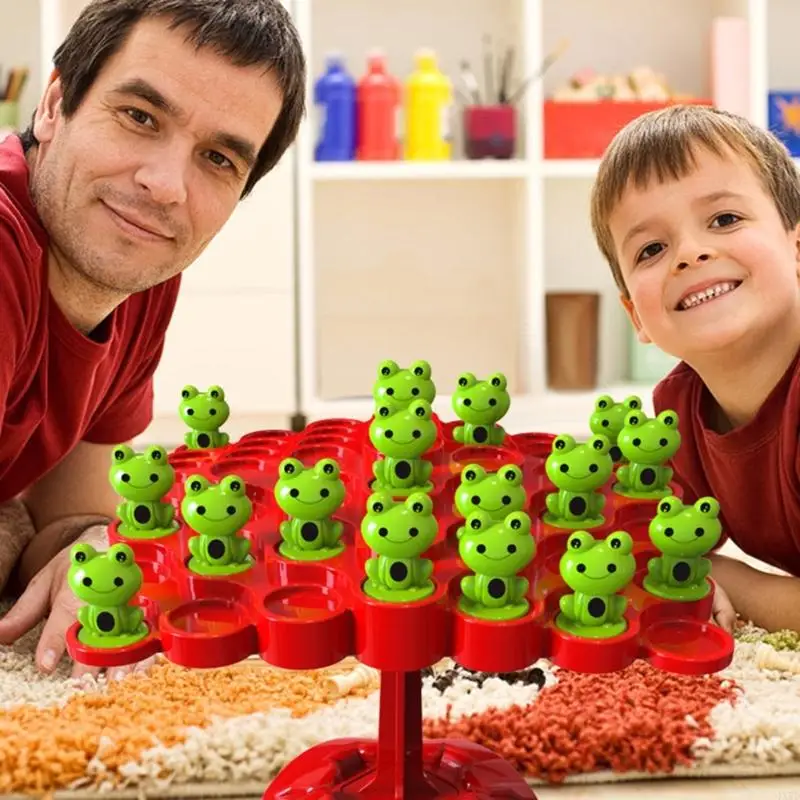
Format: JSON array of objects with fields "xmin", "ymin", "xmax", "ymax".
[{"xmin": 543, "ymin": 98, "xmax": 712, "ymax": 159}]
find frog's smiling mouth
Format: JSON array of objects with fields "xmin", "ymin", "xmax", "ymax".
[
  {"xmin": 563, "ymin": 471, "xmax": 591, "ymax": 480},
  {"xmin": 389, "ymin": 437, "xmax": 416, "ymax": 446},
  {"xmin": 478, "ymin": 504, "xmax": 504, "ymax": 513},
  {"xmin": 479, "ymin": 553, "xmax": 512, "ymax": 562},
  {"xmin": 293, "ymin": 497, "xmax": 325, "ymax": 507},
  {"xmin": 201, "ymin": 514, "xmax": 239, "ymax": 523},
  {"xmin": 127, "ymin": 480, "xmax": 160, "ymax": 490},
  {"xmin": 86, "ymin": 586, "xmax": 118, "ymax": 595},
  {"xmin": 581, "ymin": 572, "xmax": 617, "ymax": 581},
  {"xmin": 634, "ymin": 445, "xmax": 664, "ymax": 454},
  {"xmin": 185, "ymin": 411, "xmax": 220, "ymax": 422}
]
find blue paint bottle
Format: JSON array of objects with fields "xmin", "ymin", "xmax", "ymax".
[{"xmin": 315, "ymin": 54, "xmax": 356, "ymax": 161}]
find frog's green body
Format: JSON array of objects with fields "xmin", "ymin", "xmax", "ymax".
[
  {"xmin": 179, "ymin": 385, "xmax": 230, "ymax": 450},
  {"xmin": 369, "ymin": 400, "xmax": 437, "ymax": 494},
  {"xmin": 644, "ymin": 495, "xmax": 722, "ymax": 601},
  {"xmin": 451, "ymin": 372, "xmax": 510, "ymax": 446},
  {"xmin": 274, "ymin": 457, "xmax": 346, "ymax": 560},
  {"xmin": 614, "ymin": 410, "xmax": 681, "ymax": 498},
  {"xmin": 68, "ymin": 542, "xmax": 148, "ymax": 648},
  {"xmin": 457, "ymin": 510, "xmax": 535, "ymax": 620},
  {"xmin": 182, "ymin": 474, "xmax": 253, "ymax": 575},
  {"xmin": 556, "ymin": 530, "xmax": 636, "ymax": 638},
  {"xmin": 543, "ymin": 434, "xmax": 613, "ymax": 529},
  {"xmin": 360, "ymin": 492, "xmax": 438, "ymax": 601},
  {"xmin": 109, "ymin": 444, "xmax": 178, "ymax": 539}
]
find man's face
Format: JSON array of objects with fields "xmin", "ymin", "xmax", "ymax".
[{"xmin": 30, "ymin": 18, "xmax": 284, "ymax": 296}]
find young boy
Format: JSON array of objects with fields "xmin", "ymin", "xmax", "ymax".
[{"xmin": 590, "ymin": 104, "xmax": 800, "ymax": 633}]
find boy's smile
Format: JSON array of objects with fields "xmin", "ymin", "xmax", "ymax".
[{"xmin": 608, "ymin": 145, "xmax": 800, "ymax": 361}]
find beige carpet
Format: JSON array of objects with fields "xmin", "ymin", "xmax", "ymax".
[{"xmin": 1, "ymin": 593, "xmax": 800, "ymax": 798}]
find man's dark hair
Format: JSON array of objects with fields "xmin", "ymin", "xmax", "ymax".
[{"xmin": 20, "ymin": 0, "xmax": 306, "ymax": 197}]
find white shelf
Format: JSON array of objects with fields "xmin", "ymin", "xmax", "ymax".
[
  {"xmin": 541, "ymin": 159, "xmax": 601, "ymax": 178},
  {"xmin": 311, "ymin": 160, "xmax": 530, "ymax": 181}
]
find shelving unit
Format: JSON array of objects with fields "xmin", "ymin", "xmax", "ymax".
[
  {"xmin": 294, "ymin": 0, "xmax": 771, "ymax": 435},
  {"xmin": 1, "ymin": 0, "xmax": 797, "ymax": 440}
]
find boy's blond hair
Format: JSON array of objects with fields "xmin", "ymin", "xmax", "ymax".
[{"xmin": 590, "ymin": 104, "xmax": 800, "ymax": 296}]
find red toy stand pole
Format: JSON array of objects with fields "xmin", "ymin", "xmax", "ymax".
[{"xmin": 262, "ymin": 668, "xmax": 537, "ymax": 799}]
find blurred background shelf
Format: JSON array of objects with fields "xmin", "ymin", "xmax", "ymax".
[{"xmin": 1, "ymin": 0, "xmax": 793, "ymax": 440}]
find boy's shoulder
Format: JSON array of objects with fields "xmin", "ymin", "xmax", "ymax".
[{"xmin": 652, "ymin": 360, "xmax": 698, "ymax": 413}]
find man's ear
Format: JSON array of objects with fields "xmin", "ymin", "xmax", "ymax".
[
  {"xmin": 32, "ymin": 70, "xmax": 64, "ymax": 145},
  {"xmin": 620, "ymin": 294, "xmax": 651, "ymax": 344}
]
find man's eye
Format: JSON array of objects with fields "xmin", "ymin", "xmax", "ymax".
[
  {"xmin": 206, "ymin": 151, "xmax": 234, "ymax": 170},
  {"xmin": 125, "ymin": 108, "xmax": 154, "ymax": 127},
  {"xmin": 711, "ymin": 212, "xmax": 741, "ymax": 227},
  {"xmin": 637, "ymin": 242, "xmax": 664, "ymax": 263}
]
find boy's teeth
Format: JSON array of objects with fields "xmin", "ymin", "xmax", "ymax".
[{"xmin": 679, "ymin": 281, "xmax": 738, "ymax": 310}]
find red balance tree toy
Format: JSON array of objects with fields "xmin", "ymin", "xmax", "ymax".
[{"xmin": 66, "ymin": 365, "xmax": 734, "ymax": 800}]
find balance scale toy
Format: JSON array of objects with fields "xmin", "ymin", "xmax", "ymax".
[{"xmin": 66, "ymin": 363, "xmax": 734, "ymax": 799}]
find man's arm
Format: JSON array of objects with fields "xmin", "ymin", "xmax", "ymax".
[
  {"xmin": 711, "ymin": 553, "xmax": 800, "ymax": 632},
  {"xmin": 15, "ymin": 440, "xmax": 121, "ymax": 586}
]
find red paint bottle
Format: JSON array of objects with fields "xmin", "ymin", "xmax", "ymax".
[{"xmin": 357, "ymin": 50, "xmax": 401, "ymax": 160}]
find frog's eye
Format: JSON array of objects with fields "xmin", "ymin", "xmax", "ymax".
[
  {"xmin": 457, "ymin": 372, "xmax": 476, "ymax": 388},
  {"xmin": 70, "ymin": 543, "xmax": 96, "ymax": 565},
  {"xmin": 594, "ymin": 394, "xmax": 613, "ymax": 411},
  {"xmin": 208, "ymin": 385, "xmax": 225, "ymax": 401},
  {"xmin": 489, "ymin": 373, "xmax": 507, "ymax": 390},
  {"xmin": 461, "ymin": 464, "xmax": 483, "ymax": 484},
  {"xmin": 607, "ymin": 531, "xmax": 633, "ymax": 554},
  {"xmin": 625, "ymin": 395, "xmax": 642, "ymax": 410},
  {"xmin": 185, "ymin": 475, "xmax": 208, "ymax": 495},
  {"xmin": 407, "ymin": 493, "xmax": 432, "ymax": 515},
  {"xmin": 657, "ymin": 410, "xmax": 678, "ymax": 429},
  {"xmin": 378, "ymin": 359, "xmax": 399, "ymax": 378},
  {"xmin": 181, "ymin": 385, "xmax": 198, "ymax": 400},
  {"xmin": 502, "ymin": 466, "xmax": 522, "ymax": 486},
  {"xmin": 468, "ymin": 514, "xmax": 484, "ymax": 531},
  {"xmin": 367, "ymin": 492, "xmax": 391, "ymax": 514},
  {"xmin": 624, "ymin": 410, "xmax": 643, "ymax": 428},
  {"xmin": 411, "ymin": 360, "xmax": 431, "ymax": 379},
  {"xmin": 590, "ymin": 436, "xmax": 609, "ymax": 454},
  {"xmin": 377, "ymin": 406, "xmax": 391, "ymax": 418},
  {"xmin": 146, "ymin": 446, "xmax": 167, "ymax": 462},
  {"xmin": 567, "ymin": 531, "xmax": 594, "ymax": 552},
  {"xmin": 110, "ymin": 543, "xmax": 134, "ymax": 565},
  {"xmin": 505, "ymin": 512, "xmax": 530, "ymax": 534},
  {"xmin": 111, "ymin": 444, "xmax": 134, "ymax": 464},
  {"xmin": 316, "ymin": 458, "xmax": 339, "ymax": 478},
  {"xmin": 552, "ymin": 435, "xmax": 575, "ymax": 453},
  {"xmin": 222, "ymin": 476, "xmax": 245, "ymax": 495},
  {"xmin": 279, "ymin": 458, "xmax": 303, "ymax": 478},
  {"xmin": 410, "ymin": 400, "xmax": 431, "ymax": 419},
  {"xmin": 695, "ymin": 497, "xmax": 720, "ymax": 517}
]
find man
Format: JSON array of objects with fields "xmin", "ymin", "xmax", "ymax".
[{"xmin": 0, "ymin": 0, "xmax": 305, "ymax": 677}]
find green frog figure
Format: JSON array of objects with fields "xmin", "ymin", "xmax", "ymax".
[
  {"xmin": 454, "ymin": 463, "xmax": 527, "ymax": 523},
  {"xmin": 179, "ymin": 384, "xmax": 231, "ymax": 450},
  {"xmin": 589, "ymin": 394, "xmax": 642, "ymax": 462},
  {"xmin": 68, "ymin": 542, "xmax": 148, "ymax": 648},
  {"xmin": 373, "ymin": 359, "xmax": 436, "ymax": 414},
  {"xmin": 360, "ymin": 491, "xmax": 438, "ymax": 602},
  {"xmin": 614, "ymin": 409, "xmax": 681, "ymax": 499},
  {"xmin": 643, "ymin": 495, "xmax": 723, "ymax": 601},
  {"xmin": 109, "ymin": 444, "xmax": 178, "ymax": 539},
  {"xmin": 457, "ymin": 509, "xmax": 536, "ymax": 620},
  {"xmin": 451, "ymin": 372, "xmax": 511, "ymax": 446},
  {"xmin": 369, "ymin": 399, "xmax": 437, "ymax": 495},
  {"xmin": 543, "ymin": 434, "xmax": 613, "ymax": 529},
  {"xmin": 274, "ymin": 457, "xmax": 346, "ymax": 561},
  {"xmin": 556, "ymin": 530, "xmax": 636, "ymax": 639},
  {"xmin": 182, "ymin": 474, "xmax": 253, "ymax": 575}
]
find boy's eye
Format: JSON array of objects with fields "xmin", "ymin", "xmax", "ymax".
[
  {"xmin": 711, "ymin": 212, "xmax": 741, "ymax": 228},
  {"xmin": 636, "ymin": 242, "xmax": 664, "ymax": 263}
]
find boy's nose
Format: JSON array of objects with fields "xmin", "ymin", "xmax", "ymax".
[{"xmin": 676, "ymin": 252, "xmax": 712, "ymax": 271}]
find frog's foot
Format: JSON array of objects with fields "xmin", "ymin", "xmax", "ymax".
[
  {"xmin": 615, "ymin": 465, "xmax": 631, "ymax": 488},
  {"xmin": 187, "ymin": 536, "xmax": 203, "ymax": 562},
  {"xmin": 643, "ymin": 572, "xmax": 712, "ymax": 602},
  {"xmin": 362, "ymin": 577, "xmax": 435, "ymax": 603},
  {"xmin": 417, "ymin": 558, "xmax": 434, "ymax": 583},
  {"xmin": 542, "ymin": 511, "xmax": 604, "ymax": 530},
  {"xmin": 488, "ymin": 425, "xmax": 506, "ymax": 446},
  {"xmin": 555, "ymin": 612, "xmax": 628, "ymax": 639},
  {"xmin": 558, "ymin": 593, "xmax": 576, "ymax": 620},
  {"xmin": 646, "ymin": 556, "xmax": 663, "ymax": 585},
  {"xmin": 613, "ymin": 482, "xmax": 673, "ymax": 500},
  {"xmin": 544, "ymin": 492, "xmax": 560, "ymax": 520},
  {"xmin": 77, "ymin": 615, "xmax": 149, "ymax": 650},
  {"xmin": 458, "ymin": 586, "xmax": 529, "ymax": 621},
  {"xmin": 453, "ymin": 425, "xmax": 466, "ymax": 445},
  {"xmin": 460, "ymin": 575, "xmax": 477, "ymax": 603},
  {"xmin": 364, "ymin": 557, "xmax": 380, "ymax": 587},
  {"xmin": 188, "ymin": 545, "xmax": 254, "ymax": 576}
]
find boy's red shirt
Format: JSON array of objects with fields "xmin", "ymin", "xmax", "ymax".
[
  {"xmin": 0, "ymin": 134, "xmax": 180, "ymax": 504},
  {"xmin": 653, "ymin": 352, "xmax": 800, "ymax": 577}
]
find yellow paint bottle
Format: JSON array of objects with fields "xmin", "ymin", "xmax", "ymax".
[{"xmin": 404, "ymin": 49, "xmax": 453, "ymax": 160}]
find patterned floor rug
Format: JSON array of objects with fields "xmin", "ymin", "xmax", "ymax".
[{"xmin": 1, "ymin": 600, "xmax": 799, "ymax": 798}]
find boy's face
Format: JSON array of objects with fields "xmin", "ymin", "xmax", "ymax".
[
  {"xmin": 608, "ymin": 146, "xmax": 800, "ymax": 360},
  {"xmin": 29, "ymin": 18, "xmax": 283, "ymax": 298}
]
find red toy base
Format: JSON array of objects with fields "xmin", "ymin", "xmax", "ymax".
[{"xmin": 263, "ymin": 738, "xmax": 537, "ymax": 799}]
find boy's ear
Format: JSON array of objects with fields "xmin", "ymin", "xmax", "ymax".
[
  {"xmin": 793, "ymin": 223, "xmax": 800, "ymax": 277},
  {"xmin": 32, "ymin": 70, "xmax": 63, "ymax": 145},
  {"xmin": 620, "ymin": 294, "xmax": 651, "ymax": 344}
]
